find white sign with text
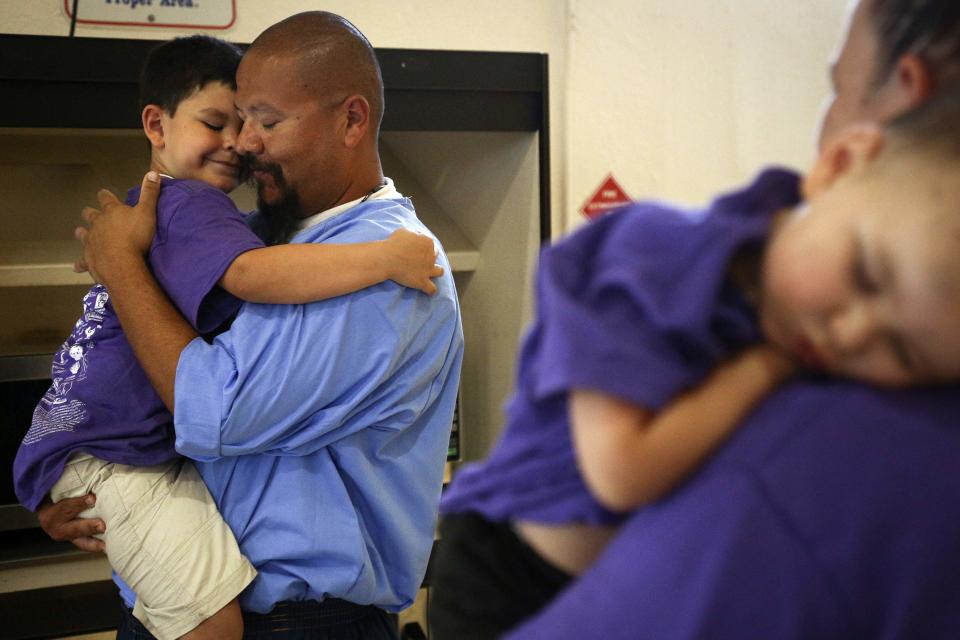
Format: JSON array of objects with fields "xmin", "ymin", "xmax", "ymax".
[{"xmin": 64, "ymin": 0, "xmax": 236, "ymax": 30}]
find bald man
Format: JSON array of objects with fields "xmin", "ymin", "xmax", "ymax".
[{"xmin": 44, "ymin": 12, "xmax": 463, "ymax": 639}]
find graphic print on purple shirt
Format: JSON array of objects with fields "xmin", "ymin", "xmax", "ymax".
[
  {"xmin": 25, "ymin": 287, "xmax": 110, "ymax": 445},
  {"xmin": 13, "ymin": 178, "xmax": 265, "ymax": 511},
  {"xmin": 439, "ymin": 168, "xmax": 802, "ymax": 526}
]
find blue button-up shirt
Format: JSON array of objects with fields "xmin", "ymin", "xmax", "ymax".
[{"xmin": 117, "ymin": 192, "xmax": 463, "ymax": 613}]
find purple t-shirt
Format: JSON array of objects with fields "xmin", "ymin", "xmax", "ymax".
[
  {"xmin": 13, "ymin": 178, "xmax": 264, "ymax": 510},
  {"xmin": 507, "ymin": 381, "xmax": 960, "ymax": 638},
  {"xmin": 440, "ymin": 168, "xmax": 801, "ymax": 525}
]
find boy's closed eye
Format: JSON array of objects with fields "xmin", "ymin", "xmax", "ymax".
[
  {"xmin": 888, "ymin": 333, "xmax": 915, "ymax": 374},
  {"xmin": 851, "ymin": 241, "xmax": 880, "ymax": 294}
]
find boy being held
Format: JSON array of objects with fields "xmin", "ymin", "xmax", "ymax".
[
  {"xmin": 14, "ymin": 36, "xmax": 441, "ymax": 640},
  {"xmin": 433, "ymin": 86, "xmax": 960, "ymax": 639}
]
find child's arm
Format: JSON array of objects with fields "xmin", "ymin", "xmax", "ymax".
[
  {"xmin": 570, "ymin": 344, "xmax": 796, "ymax": 512},
  {"xmin": 220, "ymin": 228, "xmax": 444, "ymax": 303}
]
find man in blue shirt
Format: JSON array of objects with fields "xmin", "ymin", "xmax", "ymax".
[{"xmin": 41, "ymin": 11, "xmax": 463, "ymax": 639}]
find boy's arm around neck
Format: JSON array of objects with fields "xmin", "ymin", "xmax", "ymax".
[
  {"xmin": 571, "ymin": 344, "xmax": 797, "ymax": 512},
  {"xmin": 220, "ymin": 228, "xmax": 443, "ymax": 302}
]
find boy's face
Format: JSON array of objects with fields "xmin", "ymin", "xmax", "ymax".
[
  {"xmin": 154, "ymin": 81, "xmax": 243, "ymax": 192},
  {"xmin": 760, "ymin": 134, "xmax": 960, "ymax": 387}
]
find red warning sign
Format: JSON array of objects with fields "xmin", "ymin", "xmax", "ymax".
[{"xmin": 580, "ymin": 174, "xmax": 631, "ymax": 220}]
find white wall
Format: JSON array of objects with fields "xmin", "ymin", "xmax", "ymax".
[{"xmin": 564, "ymin": 0, "xmax": 848, "ymax": 232}]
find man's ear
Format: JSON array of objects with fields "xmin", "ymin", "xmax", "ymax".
[
  {"xmin": 803, "ymin": 124, "xmax": 885, "ymax": 199},
  {"xmin": 341, "ymin": 95, "xmax": 370, "ymax": 149},
  {"xmin": 876, "ymin": 52, "xmax": 934, "ymax": 119},
  {"xmin": 141, "ymin": 105, "xmax": 166, "ymax": 149}
]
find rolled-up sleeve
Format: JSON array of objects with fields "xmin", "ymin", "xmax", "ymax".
[{"xmin": 173, "ymin": 335, "xmax": 238, "ymax": 459}]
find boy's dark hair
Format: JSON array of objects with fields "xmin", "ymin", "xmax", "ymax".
[
  {"xmin": 139, "ymin": 35, "xmax": 243, "ymax": 116},
  {"xmin": 868, "ymin": 0, "xmax": 960, "ymax": 88}
]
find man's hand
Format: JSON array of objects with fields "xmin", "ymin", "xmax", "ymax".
[
  {"xmin": 36, "ymin": 494, "xmax": 106, "ymax": 553},
  {"xmin": 74, "ymin": 171, "xmax": 162, "ymax": 284}
]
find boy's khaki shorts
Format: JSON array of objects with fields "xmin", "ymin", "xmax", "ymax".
[{"xmin": 50, "ymin": 453, "xmax": 257, "ymax": 640}]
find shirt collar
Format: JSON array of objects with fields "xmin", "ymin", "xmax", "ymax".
[{"xmin": 297, "ymin": 177, "xmax": 402, "ymax": 231}]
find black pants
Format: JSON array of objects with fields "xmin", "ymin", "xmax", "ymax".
[
  {"xmin": 117, "ymin": 597, "xmax": 399, "ymax": 640},
  {"xmin": 429, "ymin": 512, "xmax": 573, "ymax": 640}
]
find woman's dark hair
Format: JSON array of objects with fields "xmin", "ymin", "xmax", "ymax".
[
  {"xmin": 887, "ymin": 82, "xmax": 960, "ymax": 160},
  {"xmin": 869, "ymin": 0, "xmax": 960, "ymax": 87}
]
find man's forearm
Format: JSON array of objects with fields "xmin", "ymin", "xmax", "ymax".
[{"xmin": 102, "ymin": 256, "xmax": 197, "ymax": 411}]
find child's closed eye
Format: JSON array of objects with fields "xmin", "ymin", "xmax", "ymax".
[{"xmin": 851, "ymin": 239, "xmax": 880, "ymax": 294}]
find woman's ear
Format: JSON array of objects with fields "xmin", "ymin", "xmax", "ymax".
[
  {"xmin": 802, "ymin": 123, "xmax": 886, "ymax": 199},
  {"xmin": 877, "ymin": 52, "xmax": 934, "ymax": 118},
  {"xmin": 141, "ymin": 105, "xmax": 166, "ymax": 149}
]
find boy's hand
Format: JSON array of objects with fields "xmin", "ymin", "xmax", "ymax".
[
  {"xmin": 383, "ymin": 228, "xmax": 444, "ymax": 295},
  {"xmin": 742, "ymin": 343, "xmax": 799, "ymax": 384},
  {"xmin": 36, "ymin": 494, "xmax": 106, "ymax": 553},
  {"xmin": 74, "ymin": 171, "xmax": 162, "ymax": 284}
]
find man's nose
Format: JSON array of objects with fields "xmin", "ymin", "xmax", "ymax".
[
  {"xmin": 237, "ymin": 123, "xmax": 263, "ymax": 154},
  {"xmin": 828, "ymin": 301, "xmax": 878, "ymax": 354}
]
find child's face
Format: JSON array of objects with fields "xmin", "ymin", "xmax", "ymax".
[
  {"xmin": 760, "ymin": 135, "xmax": 960, "ymax": 388},
  {"xmin": 153, "ymin": 82, "xmax": 242, "ymax": 192}
]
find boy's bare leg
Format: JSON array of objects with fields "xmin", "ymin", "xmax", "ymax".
[{"xmin": 179, "ymin": 598, "xmax": 242, "ymax": 640}]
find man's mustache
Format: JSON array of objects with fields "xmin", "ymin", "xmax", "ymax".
[{"xmin": 239, "ymin": 155, "xmax": 284, "ymax": 184}]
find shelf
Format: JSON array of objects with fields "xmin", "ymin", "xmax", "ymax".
[
  {"xmin": 0, "ymin": 264, "xmax": 90, "ymax": 288},
  {"xmin": 0, "ymin": 285, "xmax": 91, "ymax": 358},
  {"xmin": 0, "ymin": 239, "xmax": 476, "ymax": 288},
  {"xmin": 406, "ymin": 193, "xmax": 480, "ymax": 274},
  {"xmin": 0, "ymin": 241, "xmax": 92, "ymax": 287},
  {"xmin": 0, "ymin": 126, "xmax": 141, "ymax": 137},
  {"xmin": 445, "ymin": 250, "xmax": 480, "ymax": 272},
  {"xmin": 0, "ymin": 580, "xmax": 118, "ymax": 639},
  {"xmin": 0, "ymin": 354, "xmax": 54, "ymax": 382},
  {"xmin": 0, "ymin": 257, "xmax": 479, "ymax": 287},
  {"xmin": 0, "ymin": 506, "xmax": 38, "ymax": 535}
]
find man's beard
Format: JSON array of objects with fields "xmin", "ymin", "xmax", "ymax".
[{"xmin": 242, "ymin": 155, "xmax": 302, "ymax": 246}]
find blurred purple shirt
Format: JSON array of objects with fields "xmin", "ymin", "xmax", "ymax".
[{"xmin": 441, "ymin": 168, "xmax": 801, "ymax": 525}]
